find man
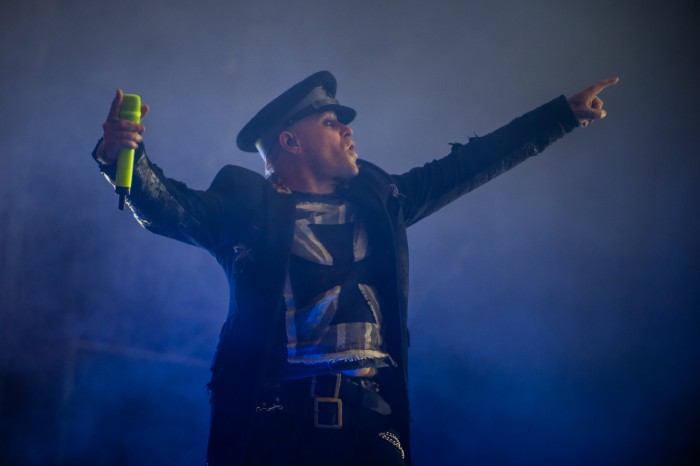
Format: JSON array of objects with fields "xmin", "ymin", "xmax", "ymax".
[{"xmin": 94, "ymin": 71, "xmax": 618, "ymax": 465}]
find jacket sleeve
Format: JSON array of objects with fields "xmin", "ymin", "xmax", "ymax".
[
  {"xmin": 393, "ymin": 95, "xmax": 580, "ymax": 227},
  {"xmin": 91, "ymin": 141, "xmax": 238, "ymax": 252}
]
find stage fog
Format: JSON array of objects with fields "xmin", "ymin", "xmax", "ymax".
[{"xmin": 1, "ymin": 0, "xmax": 698, "ymax": 464}]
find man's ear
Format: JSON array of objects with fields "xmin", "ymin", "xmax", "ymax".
[{"xmin": 279, "ymin": 130, "xmax": 300, "ymax": 153}]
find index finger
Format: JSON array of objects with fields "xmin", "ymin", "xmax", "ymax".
[
  {"xmin": 106, "ymin": 88, "xmax": 124, "ymax": 121},
  {"xmin": 589, "ymin": 76, "xmax": 620, "ymax": 96}
]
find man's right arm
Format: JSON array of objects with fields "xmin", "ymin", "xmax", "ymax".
[{"xmin": 93, "ymin": 89, "xmax": 225, "ymax": 251}]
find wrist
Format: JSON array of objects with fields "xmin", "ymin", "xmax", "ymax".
[{"xmin": 95, "ymin": 141, "xmax": 116, "ymax": 165}]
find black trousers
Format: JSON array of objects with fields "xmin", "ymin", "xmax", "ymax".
[{"xmin": 245, "ymin": 410, "xmax": 406, "ymax": 466}]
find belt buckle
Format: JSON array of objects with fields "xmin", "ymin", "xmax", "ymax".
[
  {"xmin": 313, "ymin": 397, "xmax": 343, "ymax": 429},
  {"xmin": 311, "ymin": 374, "xmax": 343, "ymax": 429}
]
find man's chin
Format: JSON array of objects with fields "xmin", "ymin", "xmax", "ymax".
[
  {"xmin": 333, "ymin": 167, "xmax": 359, "ymax": 186},
  {"xmin": 344, "ymin": 160, "xmax": 360, "ymax": 177}
]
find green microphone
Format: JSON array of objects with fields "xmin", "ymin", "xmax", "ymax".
[{"xmin": 115, "ymin": 94, "xmax": 142, "ymax": 210}]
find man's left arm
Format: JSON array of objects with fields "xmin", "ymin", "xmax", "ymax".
[{"xmin": 394, "ymin": 77, "xmax": 620, "ymax": 226}]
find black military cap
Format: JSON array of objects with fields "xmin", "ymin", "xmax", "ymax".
[{"xmin": 237, "ymin": 70, "xmax": 356, "ymax": 154}]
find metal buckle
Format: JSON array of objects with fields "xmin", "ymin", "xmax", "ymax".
[
  {"xmin": 313, "ymin": 397, "xmax": 343, "ymax": 429},
  {"xmin": 311, "ymin": 374, "xmax": 343, "ymax": 429}
]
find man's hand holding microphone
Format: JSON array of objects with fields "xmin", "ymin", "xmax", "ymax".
[{"xmin": 97, "ymin": 89, "xmax": 150, "ymax": 209}]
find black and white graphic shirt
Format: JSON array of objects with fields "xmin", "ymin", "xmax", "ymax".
[{"xmin": 281, "ymin": 192, "xmax": 392, "ymax": 378}]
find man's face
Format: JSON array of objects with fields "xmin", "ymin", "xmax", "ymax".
[{"xmin": 290, "ymin": 111, "xmax": 359, "ymax": 185}]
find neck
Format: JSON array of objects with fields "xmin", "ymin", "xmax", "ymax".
[
  {"xmin": 281, "ymin": 176, "xmax": 338, "ymax": 194},
  {"xmin": 274, "ymin": 165, "xmax": 340, "ymax": 194}
]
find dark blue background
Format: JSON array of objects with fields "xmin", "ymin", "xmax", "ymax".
[{"xmin": 1, "ymin": 0, "xmax": 698, "ymax": 464}]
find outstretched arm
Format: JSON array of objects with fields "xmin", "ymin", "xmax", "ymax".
[
  {"xmin": 91, "ymin": 89, "xmax": 225, "ymax": 250},
  {"xmin": 395, "ymin": 95, "xmax": 581, "ymax": 226},
  {"xmin": 568, "ymin": 77, "xmax": 620, "ymax": 127}
]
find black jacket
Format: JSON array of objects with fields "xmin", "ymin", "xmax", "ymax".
[{"xmin": 95, "ymin": 95, "xmax": 579, "ymax": 465}]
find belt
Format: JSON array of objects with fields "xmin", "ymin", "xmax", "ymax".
[{"xmin": 257, "ymin": 373, "xmax": 392, "ymax": 431}]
